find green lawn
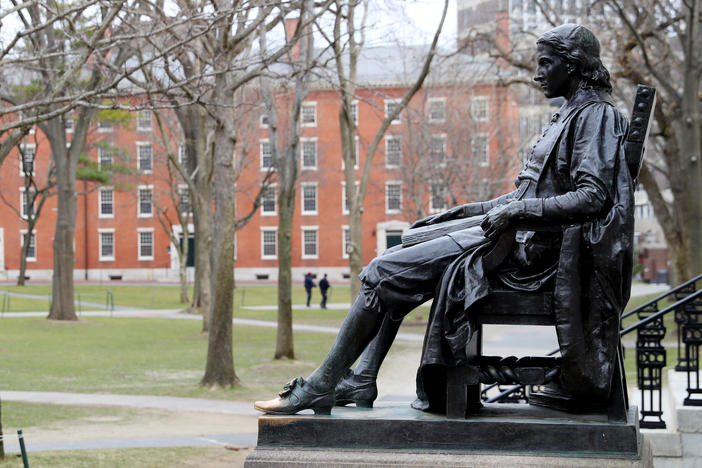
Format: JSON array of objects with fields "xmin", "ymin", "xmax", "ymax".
[{"xmin": 0, "ymin": 317, "xmax": 337, "ymax": 401}]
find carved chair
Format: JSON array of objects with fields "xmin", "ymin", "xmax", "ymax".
[{"xmin": 444, "ymin": 85, "xmax": 656, "ymax": 421}]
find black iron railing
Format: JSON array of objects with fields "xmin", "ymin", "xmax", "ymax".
[{"xmin": 482, "ymin": 273, "xmax": 702, "ymax": 430}]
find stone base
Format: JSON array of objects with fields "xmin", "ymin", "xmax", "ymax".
[
  {"xmin": 246, "ymin": 442, "xmax": 652, "ymax": 467},
  {"xmin": 245, "ymin": 403, "xmax": 651, "ymax": 467}
]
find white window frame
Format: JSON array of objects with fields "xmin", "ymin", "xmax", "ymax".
[
  {"xmin": 301, "ymin": 102, "xmax": 317, "ymax": 127},
  {"xmin": 178, "ymin": 184, "xmax": 191, "ymax": 215},
  {"xmin": 136, "ymin": 110, "xmax": 152, "ymax": 131},
  {"xmin": 137, "ymin": 185, "xmax": 154, "ymax": 218},
  {"xmin": 385, "ymin": 181, "xmax": 402, "ymax": 214},
  {"xmin": 428, "ymin": 98, "xmax": 447, "ymax": 123},
  {"xmin": 64, "ymin": 115, "xmax": 74, "ymax": 133},
  {"xmin": 301, "ymin": 226, "xmax": 319, "ymax": 259},
  {"xmin": 350, "ymin": 100, "xmax": 359, "ymax": 125},
  {"xmin": 385, "ymin": 136, "xmax": 401, "ymax": 168},
  {"xmin": 471, "ymin": 96, "xmax": 489, "ymax": 122},
  {"xmin": 261, "ymin": 227, "xmax": 278, "ymax": 259},
  {"xmin": 137, "ymin": 141, "xmax": 153, "ymax": 173},
  {"xmin": 18, "ymin": 144, "xmax": 36, "ymax": 176},
  {"xmin": 137, "ymin": 228, "xmax": 155, "ymax": 261},
  {"xmin": 385, "ymin": 99, "xmax": 401, "ymax": 125},
  {"xmin": 342, "ymin": 181, "xmax": 359, "ymax": 215},
  {"xmin": 260, "ymin": 114, "xmax": 270, "ymax": 128},
  {"xmin": 342, "ymin": 226, "xmax": 350, "ymax": 259},
  {"xmin": 19, "ymin": 229, "xmax": 36, "ymax": 262},
  {"xmin": 472, "ymin": 133, "xmax": 490, "ymax": 166},
  {"xmin": 430, "ymin": 133, "xmax": 447, "ymax": 165},
  {"xmin": 429, "ymin": 183, "xmax": 448, "ymax": 213},
  {"xmin": 301, "ymin": 182, "xmax": 318, "ymax": 216},
  {"xmin": 178, "ymin": 143, "xmax": 188, "ymax": 169},
  {"xmin": 98, "ymin": 146, "xmax": 113, "ymax": 170},
  {"xmin": 97, "ymin": 119, "xmax": 113, "ymax": 132},
  {"xmin": 98, "ymin": 186, "xmax": 114, "ymax": 218},
  {"xmin": 20, "ymin": 187, "xmax": 35, "ymax": 220},
  {"xmin": 261, "ymin": 184, "xmax": 277, "ymax": 216},
  {"xmin": 300, "ymin": 138, "xmax": 318, "ymax": 170},
  {"xmin": 98, "ymin": 228, "xmax": 115, "ymax": 261},
  {"xmin": 260, "ymin": 139, "xmax": 273, "ymax": 170}
]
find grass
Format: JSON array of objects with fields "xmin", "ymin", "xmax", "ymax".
[
  {"xmin": 0, "ymin": 402, "xmax": 142, "ymax": 431},
  {"xmin": 0, "ymin": 317, "xmax": 337, "ymax": 401},
  {"xmin": 0, "ymin": 446, "xmax": 249, "ymax": 468}
]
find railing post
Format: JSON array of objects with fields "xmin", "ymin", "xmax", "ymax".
[
  {"xmin": 675, "ymin": 282, "xmax": 697, "ymax": 371},
  {"xmin": 682, "ymin": 294, "xmax": 702, "ymax": 406},
  {"xmin": 636, "ymin": 301, "xmax": 667, "ymax": 428}
]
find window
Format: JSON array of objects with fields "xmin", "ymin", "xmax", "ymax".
[
  {"xmin": 97, "ymin": 120, "xmax": 113, "ymax": 132},
  {"xmin": 137, "ymin": 142, "xmax": 153, "ymax": 172},
  {"xmin": 138, "ymin": 229, "xmax": 154, "ymax": 260},
  {"xmin": 302, "ymin": 183, "xmax": 317, "ymax": 215},
  {"xmin": 178, "ymin": 144, "xmax": 188, "ymax": 169},
  {"xmin": 472, "ymin": 134, "xmax": 490, "ymax": 166},
  {"xmin": 342, "ymin": 181, "xmax": 359, "ymax": 215},
  {"xmin": 471, "ymin": 96, "xmax": 489, "ymax": 122},
  {"xmin": 350, "ymin": 101, "xmax": 358, "ymax": 125},
  {"xmin": 342, "ymin": 227, "xmax": 351, "ymax": 259},
  {"xmin": 99, "ymin": 229, "xmax": 115, "ymax": 261},
  {"xmin": 20, "ymin": 230, "xmax": 36, "ymax": 261},
  {"xmin": 137, "ymin": 186, "xmax": 153, "ymax": 217},
  {"xmin": 178, "ymin": 185, "xmax": 190, "ymax": 215},
  {"xmin": 301, "ymin": 102, "xmax": 317, "ymax": 126},
  {"xmin": 20, "ymin": 188, "xmax": 35, "ymax": 219},
  {"xmin": 261, "ymin": 185, "xmax": 276, "ymax": 215},
  {"xmin": 385, "ymin": 99, "xmax": 401, "ymax": 124},
  {"xmin": 18, "ymin": 111, "xmax": 35, "ymax": 134},
  {"xmin": 301, "ymin": 139, "xmax": 317, "ymax": 169},
  {"xmin": 428, "ymin": 98, "xmax": 446, "ymax": 122},
  {"xmin": 430, "ymin": 183, "xmax": 447, "ymax": 212},
  {"xmin": 136, "ymin": 110, "xmax": 152, "ymax": 131},
  {"xmin": 261, "ymin": 228, "xmax": 277, "ymax": 259},
  {"xmin": 99, "ymin": 187, "xmax": 114, "ymax": 217},
  {"xmin": 430, "ymin": 134, "xmax": 446, "ymax": 165},
  {"xmin": 260, "ymin": 140, "xmax": 273, "ymax": 169},
  {"xmin": 302, "ymin": 227, "xmax": 318, "ymax": 259},
  {"xmin": 385, "ymin": 137, "xmax": 401, "ymax": 168},
  {"xmin": 19, "ymin": 144, "xmax": 36, "ymax": 175},
  {"xmin": 260, "ymin": 114, "xmax": 269, "ymax": 128},
  {"xmin": 64, "ymin": 115, "xmax": 74, "ymax": 133},
  {"xmin": 385, "ymin": 182, "xmax": 402, "ymax": 213},
  {"xmin": 98, "ymin": 146, "xmax": 113, "ymax": 169}
]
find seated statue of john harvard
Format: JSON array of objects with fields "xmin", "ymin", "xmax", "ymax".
[{"xmin": 255, "ymin": 23, "xmax": 634, "ymax": 416}]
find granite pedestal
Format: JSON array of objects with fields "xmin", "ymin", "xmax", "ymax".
[{"xmin": 245, "ymin": 403, "xmax": 652, "ymax": 467}]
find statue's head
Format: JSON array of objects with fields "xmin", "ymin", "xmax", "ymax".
[{"xmin": 536, "ymin": 24, "xmax": 612, "ymax": 93}]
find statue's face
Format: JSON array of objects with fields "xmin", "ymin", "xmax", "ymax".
[{"xmin": 533, "ymin": 43, "xmax": 571, "ymax": 99}]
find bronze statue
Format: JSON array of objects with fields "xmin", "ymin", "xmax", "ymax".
[{"xmin": 254, "ymin": 23, "xmax": 634, "ymax": 416}]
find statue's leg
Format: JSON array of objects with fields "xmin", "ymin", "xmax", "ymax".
[{"xmin": 335, "ymin": 314, "xmax": 402, "ymax": 407}]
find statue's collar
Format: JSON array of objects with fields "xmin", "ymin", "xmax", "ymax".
[{"xmin": 557, "ymin": 87, "xmax": 613, "ymax": 122}]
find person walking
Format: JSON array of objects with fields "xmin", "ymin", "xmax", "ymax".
[
  {"xmin": 319, "ymin": 274, "xmax": 330, "ymax": 309},
  {"xmin": 304, "ymin": 272, "xmax": 316, "ymax": 307}
]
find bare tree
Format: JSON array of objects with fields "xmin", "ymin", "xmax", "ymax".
[{"xmin": 318, "ymin": 0, "xmax": 448, "ymax": 299}]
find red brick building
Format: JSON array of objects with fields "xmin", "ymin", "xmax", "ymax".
[{"xmin": 0, "ymin": 50, "xmax": 520, "ymax": 283}]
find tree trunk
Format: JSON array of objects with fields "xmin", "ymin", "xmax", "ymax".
[
  {"xmin": 201, "ymin": 77, "xmax": 238, "ymax": 387},
  {"xmin": 276, "ymin": 184, "xmax": 295, "ymax": 359},
  {"xmin": 17, "ymin": 229, "xmax": 31, "ymax": 286},
  {"xmin": 179, "ymin": 244, "xmax": 189, "ymax": 304}
]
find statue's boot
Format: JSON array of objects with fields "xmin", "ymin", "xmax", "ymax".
[
  {"xmin": 254, "ymin": 294, "xmax": 383, "ymax": 415},
  {"xmin": 335, "ymin": 314, "xmax": 402, "ymax": 408}
]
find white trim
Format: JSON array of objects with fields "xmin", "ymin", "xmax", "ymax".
[
  {"xmin": 98, "ymin": 146, "xmax": 113, "ymax": 170},
  {"xmin": 261, "ymin": 184, "xmax": 277, "ymax": 216},
  {"xmin": 301, "ymin": 182, "xmax": 318, "ymax": 216},
  {"xmin": 385, "ymin": 136, "xmax": 401, "ymax": 168},
  {"xmin": 301, "ymin": 226, "xmax": 319, "ymax": 259},
  {"xmin": 351, "ymin": 100, "xmax": 359, "ymax": 125},
  {"xmin": 300, "ymin": 101, "xmax": 317, "ymax": 127},
  {"xmin": 261, "ymin": 227, "xmax": 277, "ymax": 260},
  {"xmin": 428, "ymin": 97, "xmax": 447, "ymax": 123},
  {"xmin": 385, "ymin": 181, "xmax": 402, "ymax": 214},
  {"xmin": 472, "ymin": 133, "xmax": 490, "ymax": 167},
  {"xmin": 97, "ymin": 120, "xmax": 113, "ymax": 132},
  {"xmin": 260, "ymin": 139, "xmax": 273, "ymax": 171},
  {"xmin": 18, "ymin": 144, "xmax": 36, "ymax": 176},
  {"xmin": 342, "ymin": 225, "xmax": 350, "ymax": 259},
  {"xmin": 385, "ymin": 99, "xmax": 401, "ymax": 125},
  {"xmin": 260, "ymin": 114, "xmax": 270, "ymax": 128},
  {"xmin": 300, "ymin": 137, "xmax": 318, "ymax": 170},
  {"xmin": 136, "ymin": 110, "xmax": 152, "ymax": 131},
  {"xmin": 342, "ymin": 181, "xmax": 359, "ymax": 215},
  {"xmin": 136, "ymin": 141, "xmax": 153, "ymax": 173},
  {"xmin": 471, "ymin": 95, "xmax": 489, "ymax": 122},
  {"xmin": 137, "ymin": 185, "xmax": 154, "ymax": 218},
  {"xmin": 429, "ymin": 182, "xmax": 448, "ymax": 213},
  {"xmin": 137, "ymin": 228, "xmax": 155, "ymax": 261},
  {"xmin": 19, "ymin": 229, "xmax": 37, "ymax": 262},
  {"xmin": 19, "ymin": 187, "xmax": 35, "ymax": 220},
  {"xmin": 430, "ymin": 133, "xmax": 447, "ymax": 166},
  {"xmin": 98, "ymin": 186, "xmax": 114, "ymax": 218},
  {"xmin": 98, "ymin": 228, "xmax": 115, "ymax": 261}
]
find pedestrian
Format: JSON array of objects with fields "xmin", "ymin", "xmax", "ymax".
[
  {"xmin": 304, "ymin": 272, "xmax": 316, "ymax": 307},
  {"xmin": 319, "ymin": 274, "xmax": 330, "ymax": 309}
]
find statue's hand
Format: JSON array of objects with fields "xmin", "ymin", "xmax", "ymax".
[
  {"xmin": 410, "ymin": 203, "xmax": 482, "ymax": 229},
  {"xmin": 481, "ymin": 201, "xmax": 524, "ymax": 239}
]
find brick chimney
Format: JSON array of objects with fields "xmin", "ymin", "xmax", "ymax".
[{"xmin": 284, "ymin": 17, "xmax": 300, "ymax": 62}]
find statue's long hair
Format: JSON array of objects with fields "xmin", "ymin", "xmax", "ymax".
[{"xmin": 537, "ymin": 26, "xmax": 612, "ymax": 94}]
